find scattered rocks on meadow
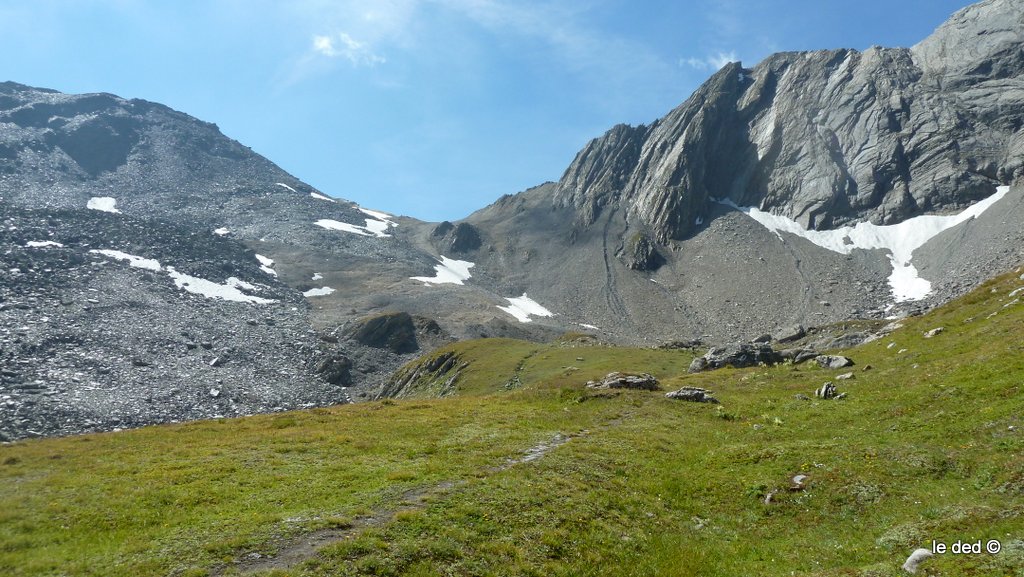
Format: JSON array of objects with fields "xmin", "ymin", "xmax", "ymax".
[
  {"xmin": 586, "ymin": 372, "xmax": 660, "ymax": 391},
  {"xmin": 665, "ymin": 387, "xmax": 719, "ymax": 404}
]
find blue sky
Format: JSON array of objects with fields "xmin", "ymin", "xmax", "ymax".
[{"xmin": 2, "ymin": 0, "xmax": 972, "ymax": 221}]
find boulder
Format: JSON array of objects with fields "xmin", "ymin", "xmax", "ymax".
[
  {"xmin": 815, "ymin": 382, "xmax": 837, "ymax": 399},
  {"xmin": 815, "ymin": 355, "xmax": 854, "ymax": 369},
  {"xmin": 586, "ymin": 372, "xmax": 660, "ymax": 391},
  {"xmin": 665, "ymin": 387, "xmax": 719, "ymax": 404},
  {"xmin": 923, "ymin": 327, "xmax": 944, "ymax": 338},
  {"xmin": 689, "ymin": 342, "xmax": 783, "ymax": 373},
  {"xmin": 779, "ymin": 348, "xmax": 819, "ymax": 364},
  {"xmin": 773, "ymin": 324, "xmax": 805, "ymax": 343}
]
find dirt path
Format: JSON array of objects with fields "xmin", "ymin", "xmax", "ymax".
[{"xmin": 214, "ymin": 415, "xmax": 625, "ymax": 576}]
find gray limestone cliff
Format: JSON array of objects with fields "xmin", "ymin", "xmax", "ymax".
[{"xmin": 554, "ymin": 0, "xmax": 1024, "ymax": 241}]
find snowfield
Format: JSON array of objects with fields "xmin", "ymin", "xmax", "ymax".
[
  {"xmin": 25, "ymin": 241, "xmax": 64, "ymax": 248},
  {"xmin": 89, "ymin": 250, "xmax": 274, "ymax": 304},
  {"xmin": 719, "ymin": 186, "xmax": 1010, "ymax": 302},
  {"xmin": 498, "ymin": 294, "xmax": 555, "ymax": 323},
  {"xmin": 86, "ymin": 197, "xmax": 120, "ymax": 214},
  {"xmin": 411, "ymin": 256, "xmax": 475, "ymax": 285}
]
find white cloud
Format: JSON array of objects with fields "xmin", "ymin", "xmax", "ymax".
[
  {"xmin": 680, "ymin": 50, "xmax": 738, "ymax": 71},
  {"xmin": 312, "ymin": 31, "xmax": 386, "ymax": 66}
]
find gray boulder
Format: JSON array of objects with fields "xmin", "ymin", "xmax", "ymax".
[
  {"xmin": 815, "ymin": 382, "xmax": 837, "ymax": 399},
  {"xmin": 816, "ymin": 355, "xmax": 854, "ymax": 369},
  {"xmin": 586, "ymin": 372, "xmax": 660, "ymax": 391},
  {"xmin": 666, "ymin": 387, "xmax": 719, "ymax": 404},
  {"xmin": 773, "ymin": 324, "xmax": 806, "ymax": 344}
]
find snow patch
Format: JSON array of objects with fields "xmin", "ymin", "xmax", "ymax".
[
  {"xmin": 314, "ymin": 217, "xmax": 393, "ymax": 238},
  {"xmin": 214, "ymin": 227, "xmax": 231, "ymax": 236},
  {"xmin": 255, "ymin": 254, "xmax": 277, "ymax": 277},
  {"xmin": 90, "ymin": 249, "xmax": 274, "ymax": 304},
  {"xmin": 89, "ymin": 249, "xmax": 162, "ymax": 272},
  {"xmin": 717, "ymin": 186, "xmax": 1009, "ymax": 302},
  {"xmin": 25, "ymin": 241, "xmax": 64, "ymax": 248},
  {"xmin": 411, "ymin": 256, "xmax": 475, "ymax": 285},
  {"xmin": 87, "ymin": 197, "xmax": 120, "ymax": 214},
  {"xmin": 167, "ymin": 268, "xmax": 274, "ymax": 304},
  {"xmin": 578, "ymin": 323, "xmax": 600, "ymax": 331},
  {"xmin": 303, "ymin": 287, "xmax": 336, "ymax": 297},
  {"xmin": 275, "ymin": 182, "xmax": 298, "ymax": 193},
  {"xmin": 311, "ymin": 272, "xmax": 324, "ymax": 281},
  {"xmin": 498, "ymin": 294, "xmax": 555, "ymax": 323},
  {"xmin": 310, "ymin": 192, "xmax": 334, "ymax": 202},
  {"xmin": 358, "ymin": 207, "xmax": 395, "ymax": 223}
]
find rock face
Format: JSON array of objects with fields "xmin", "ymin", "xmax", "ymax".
[
  {"xmin": 689, "ymin": 343, "xmax": 783, "ymax": 372},
  {"xmin": 554, "ymin": 0, "xmax": 1024, "ymax": 241}
]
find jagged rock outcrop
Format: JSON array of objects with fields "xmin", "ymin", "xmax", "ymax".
[
  {"xmin": 553, "ymin": 0, "xmax": 1024, "ymax": 242},
  {"xmin": 346, "ymin": 312, "xmax": 421, "ymax": 354},
  {"xmin": 431, "ymin": 221, "xmax": 482, "ymax": 253},
  {"xmin": 619, "ymin": 232, "xmax": 664, "ymax": 271}
]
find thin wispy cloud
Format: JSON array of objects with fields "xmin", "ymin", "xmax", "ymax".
[
  {"xmin": 311, "ymin": 32, "xmax": 386, "ymax": 66},
  {"xmin": 680, "ymin": 51, "xmax": 739, "ymax": 71}
]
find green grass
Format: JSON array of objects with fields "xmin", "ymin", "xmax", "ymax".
[{"xmin": 2, "ymin": 269, "xmax": 1024, "ymax": 576}]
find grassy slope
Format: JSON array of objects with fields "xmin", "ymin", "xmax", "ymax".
[{"xmin": 2, "ymin": 270, "xmax": 1023, "ymax": 576}]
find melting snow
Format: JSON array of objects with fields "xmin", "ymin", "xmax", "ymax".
[
  {"xmin": 578, "ymin": 323, "xmax": 600, "ymax": 330},
  {"xmin": 89, "ymin": 249, "xmax": 162, "ymax": 272},
  {"xmin": 214, "ymin": 227, "xmax": 230, "ymax": 236},
  {"xmin": 255, "ymin": 254, "xmax": 277, "ymax": 277},
  {"xmin": 314, "ymin": 217, "xmax": 393, "ymax": 238},
  {"xmin": 275, "ymin": 182, "xmax": 298, "ymax": 193},
  {"xmin": 311, "ymin": 272, "xmax": 324, "ymax": 281},
  {"xmin": 89, "ymin": 249, "xmax": 274, "ymax": 304},
  {"xmin": 25, "ymin": 241, "xmax": 64, "ymax": 248},
  {"xmin": 717, "ymin": 186, "xmax": 1009, "ymax": 302},
  {"xmin": 167, "ymin": 269, "xmax": 275, "ymax": 304},
  {"xmin": 87, "ymin": 197, "xmax": 120, "ymax": 213},
  {"xmin": 310, "ymin": 192, "xmax": 334, "ymax": 202},
  {"xmin": 358, "ymin": 207, "xmax": 395, "ymax": 223},
  {"xmin": 411, "ymin": 256, "xmax": 475, "ymax": 285},
  {"xmin": 303, "ymin": 287, "xmax": 336, "ymax": 297},
  {"xmin": 498, "ymin": 294, "xmax": 555, "ymax": 323}
]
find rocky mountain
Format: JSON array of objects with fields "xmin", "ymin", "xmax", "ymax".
[{"xmin": 2, "ymin": 0, "xmax": 1024, "ymax": 440}]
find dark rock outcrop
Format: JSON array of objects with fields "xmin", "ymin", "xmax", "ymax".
[
  {"xmin": 688, "ymin": 342, "xmax": 783, "ymax": 372},
  {"xmin": 431, "ymin": 221, "xmax": 482, "ymax": 253},
  {"xmin": 346, "ymin": 312, "xmax": 420, "ymax": 354},
  {"xmin": 620, "ymin": 232, "xmax": 664, "ymax": 271}
]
